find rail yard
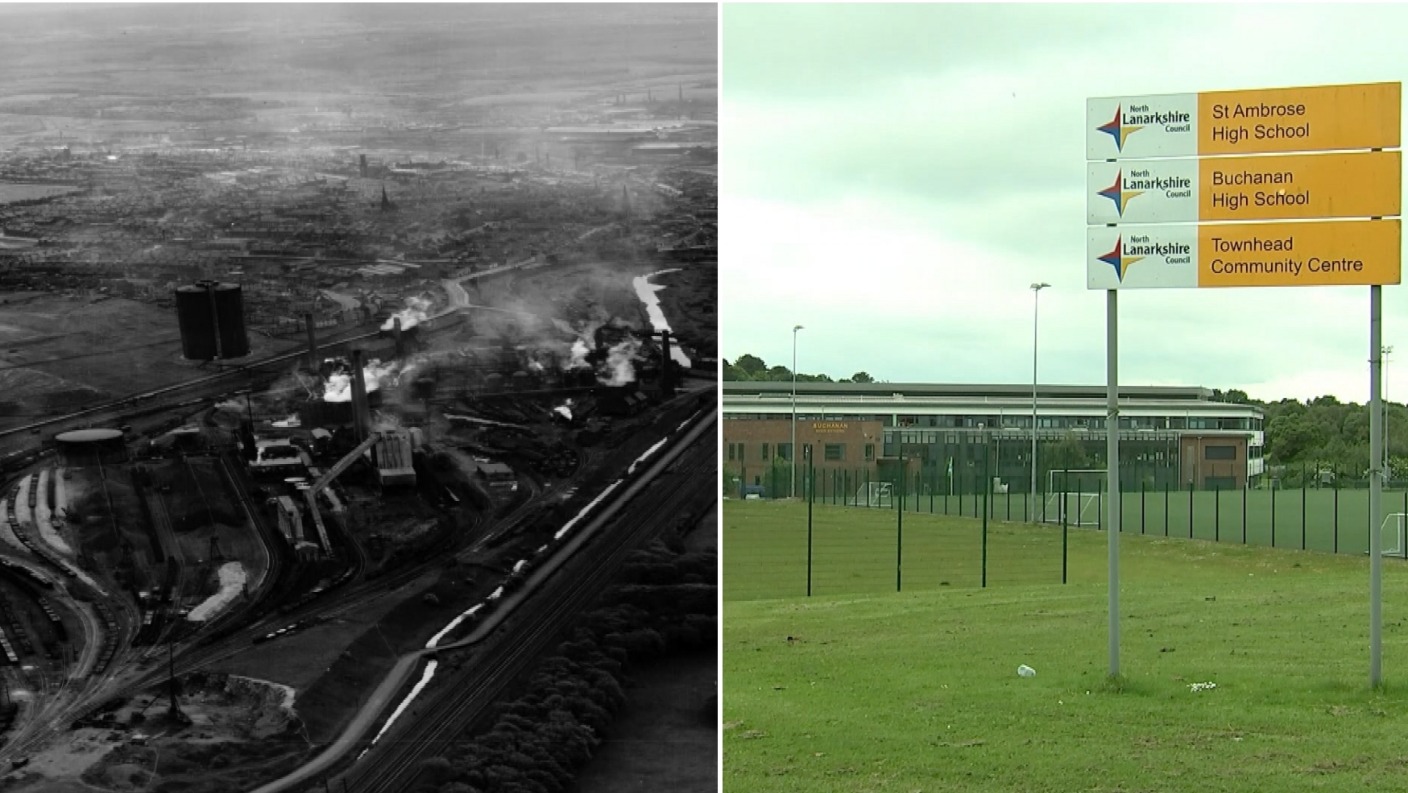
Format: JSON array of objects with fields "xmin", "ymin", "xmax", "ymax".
[{"xmin": 0, "ymin": 5, "xmax": 716, "ymax": 792}]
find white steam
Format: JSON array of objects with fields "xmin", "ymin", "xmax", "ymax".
[
  {"xmin": 598, "ymin": 339, "xmax": 641, "ymax": 387},
  {"xmin": 381, "ymin": 296, "xmax": 432, "ymax": 331},
  {"xmin": 323, "ymin": 358, "xmax": 402, "ymax": 402}
]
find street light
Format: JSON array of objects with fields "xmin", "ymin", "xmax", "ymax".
[
  {"xmin": 792, "ymin": 324, "xmax": 804, "ymax": 499},
  {"xmin": 1030, "ymin": 282, "xmax": 1050, "ymax": 521}
]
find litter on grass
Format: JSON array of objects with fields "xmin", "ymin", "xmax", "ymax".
[{"xmin": 1189, "ymin": 681, "xmax": 1217, "ymax": 693}]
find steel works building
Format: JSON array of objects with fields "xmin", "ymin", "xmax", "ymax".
[{"xmin": 722, "ymin": 381, "xmax": 1265, "ymax": 498}]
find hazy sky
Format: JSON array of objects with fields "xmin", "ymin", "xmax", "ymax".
[{"xmin": 721, "ymin": 3, "xmax": 1408, "ymax": 403}]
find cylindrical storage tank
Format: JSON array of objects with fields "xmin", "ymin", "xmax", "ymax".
[
  {"xmin": 212, "ymin": 283, "xmax": 249, "ymax": 359},
  {"xmin": 55, "ymin": 428, "xmax": 128, "ymax": 467},
  {"xmin": 175, "ymin": 286, "xmax": 217, "ymax": 361}
]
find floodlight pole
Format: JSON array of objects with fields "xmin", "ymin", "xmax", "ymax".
[
  {"xmin": 792, "ymin": 324, "xmax": 804, "ymax": 499},
  {"xmin": 1371, "ymin": 286, "xmax": 1384, "ymax": 688},
  {"xmin": 1106, "ymin": 289, "xmax": 1121, "ymax": 679},
  {"xmin": 1030, "ymin": 282, "xmax": 1050, "ymax": 521}
]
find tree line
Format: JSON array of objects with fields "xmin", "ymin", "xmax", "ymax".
[{"xmin": 412, "ymin": 539, "xmax": 716, "ymax": 793}]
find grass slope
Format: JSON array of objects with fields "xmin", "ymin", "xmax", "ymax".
[{"xmin": 724, "ymin": 501, "xmax": 1408, "ymax": 793}]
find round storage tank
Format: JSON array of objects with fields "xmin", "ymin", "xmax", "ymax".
[
  {"xmin": 55, "ymin": 428, "xmax": 128, "ymax": 466},
  {"xmin": 212, "ymin": 283, "xmax": 249, "ymax": 359},
  {"xmin": 175, "ymin": 286, "xmax": 217, "ymax": 361}
]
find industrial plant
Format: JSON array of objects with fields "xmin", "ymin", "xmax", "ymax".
[{"xmin": 0, "ymin": 5, "xmax": 717, "ymax": 792}]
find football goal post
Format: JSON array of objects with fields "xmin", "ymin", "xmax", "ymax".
[
  {"xmin": 1380, "ymin": 513, "xmax": 1407, "ymax": 557},
  {"xmin": 855, "ymin": 481, "xmax": 894, "ymax": 509},
  {"xmin": 1043, "ymin": 469, "xmax": 1107, "ymax": 526}
]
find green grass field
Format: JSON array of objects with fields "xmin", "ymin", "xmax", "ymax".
[
  {"xmin": 727, "ymin": 485, "xmax": 1408, "ymax": 596},
  {"xmin": 724, "ymin": 500, "xmax": 1408, "ymax": 792}
]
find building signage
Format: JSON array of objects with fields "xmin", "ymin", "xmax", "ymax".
[
  {"xmin": 1086, "ymin": 82, "xmax": 1401, "ymax": 160},
  {"xmin": 1087, "ymin": 219, "xmax": 1402, "ymax": 290},
  {"xmin": 812, "ymin": 421, "xmax": 850, "ymax": 434},
  {"xmin": 1087, "ymin": 150, "xmax": 1401, "ymax": 225}
]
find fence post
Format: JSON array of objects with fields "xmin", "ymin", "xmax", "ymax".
[
  {"xmin": 1301, "ymin": 464, "xmax": 1307, "ymax": 551},
  {"xmin": 1214, "ymin": 483, "xmax": 1220, "ymax": 543},
  {"xmin": 1333, "ymin": 468, "xmax": 1340, "ymax": 554},
  {"xmin": 1062, "ymin": 474, "xmax": 1069, "ymax": 584},
  {"xmin": 1241, "ymin": 480, "xmax": 1247, "ymax": 545},
  {"xmin": 1188, "ymin": 480, "xmax": 1195, "ymax": 540},
  {"xmin": 972, "ymin": 470, "xmax": 979, "ymax": 518},
  {"xmin": 807, "ymin": 453, "xmax": 814, "ymax": 597},
  {"xmin": 982, "ymin": 439, "xmax": 989, "ymax": 588},
  {"xmin": 1164, "ymin": 481, "xmax": 1170, "ymax": 537},
  {"xmin": 1270, "ymin": 479, "xmax": 1276, "ymax": 548},
  {"xmin": 1140, "ymin": 479, "xmax": 1146, "ymax": 535},
  {"xmin": 896, "ymin": 463, "xmax": 904, "ymax": 593}
]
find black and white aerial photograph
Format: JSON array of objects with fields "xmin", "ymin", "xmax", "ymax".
[{"xmin": 0, "ymin": 3, "xmax": 717, "ymax": 792}]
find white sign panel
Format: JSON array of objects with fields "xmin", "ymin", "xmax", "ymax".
[
  {"xmin": 1086, "ymin": 225, "xmax": 1199, "ymax": 290},
  {"xmin": 1086, "ymin": 93, "xmax": 1199, "ymax": 161},
  {"xmin": 1087, "ymin": 160, "xmax": 1199, "ymax": 225}
]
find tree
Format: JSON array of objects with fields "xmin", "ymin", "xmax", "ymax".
[
  {"xmin": 731, "ymin": 354, "xmax": 768, "ymax": 378},
  {"xmin": 847, "ymin": 371, "xmax": 875, "ymax": 383},
  {"xmin": 1048, "ymin": 432, "xmax": 1091, "ymax": 473}
]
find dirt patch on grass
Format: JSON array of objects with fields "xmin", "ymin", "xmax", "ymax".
[{"xmin": 575, "ymin": 652, "xmax": 717, "ymax": 793}]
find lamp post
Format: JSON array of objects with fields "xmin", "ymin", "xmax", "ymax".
[
  {"xmin": 1029, "ymin": 282, "xmax": 1050, "ymax": 521},
  {"xmin": 792, "ymin": 324, "xmax": 804, "ymax": 499}
]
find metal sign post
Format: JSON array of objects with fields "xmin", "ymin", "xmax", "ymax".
[
  {"xmin": 1107, "ymin": 290, "xmax": 1121, "ymax": 677},
  {"xmin": 1087, "ymin": 81, "xmax": 1402, "ymax": 687},
  {"xmin": 1371, "ymin": 286, "xmax": 1385, "ymax": 686}
]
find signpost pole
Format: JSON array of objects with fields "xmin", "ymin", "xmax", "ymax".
[
  {"xmin": 1107, "ymin": 289, "xmax": 1120, "ymax": 679},
  {"xmin": 1371, "ymin": 285, "xmax": 1384, "ymax": 687}
]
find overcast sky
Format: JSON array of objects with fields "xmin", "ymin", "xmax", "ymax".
[{"xmin": 720, "ymin": 3, "xmax": 1408, "ymax": 404}]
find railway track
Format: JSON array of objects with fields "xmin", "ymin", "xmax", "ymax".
[{"xmin": 333, "ymin": 418, "xmax": 715, "ymax": 793}]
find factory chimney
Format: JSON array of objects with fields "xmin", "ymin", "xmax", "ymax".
[
  {"xmin": 393, "ymin": 316, "xmax": 404, "ymax": 358},
  {"xmin": 350, "ymin": 349, "xmax": 370, "ymax": 443},
  {"xmin": 304, "ymin": 312, "xmax": 318, "ymax": 371},
  {"xmin": 660, "ymin": 330, "xmax": 675, "ymax": 398},
  {"xmin": 380, "ymin": 184, "xmax": 391, "ymax": 212},
  {"xmin": 359, "ymin": 153, "xmax": 368, "ymax": 178}
]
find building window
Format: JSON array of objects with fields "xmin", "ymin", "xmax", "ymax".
[
  {"xmin": 761, "ymin": 443, "xmax": 770, "ymax": 460},
  {"xmin": 727, "ymin": 443, "xmax": 737, "ymax": 461},
  {"xmin": 1205, "ymin": 445, "xmax": 1237, "ymax": 461},
  {"xmin": 778, "ymin": 443, "xmax": 792, "ymax": 461},
  {"xmin": 865, "ymin": 443, "xmax": 875, "ymax": 461},
  {"xmin": 825, "ymin": 443, "xmax": 845, "ymax": 461}
]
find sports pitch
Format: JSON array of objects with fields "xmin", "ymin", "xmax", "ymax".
[{"xmin": 724, "ymin": 499, "xmax": 1408, "ymax": 792}]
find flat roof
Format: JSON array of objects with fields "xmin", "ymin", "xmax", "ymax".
[{"xmin": 724, "ymin": 381, "xmax": 1219, "ymax": 401}]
